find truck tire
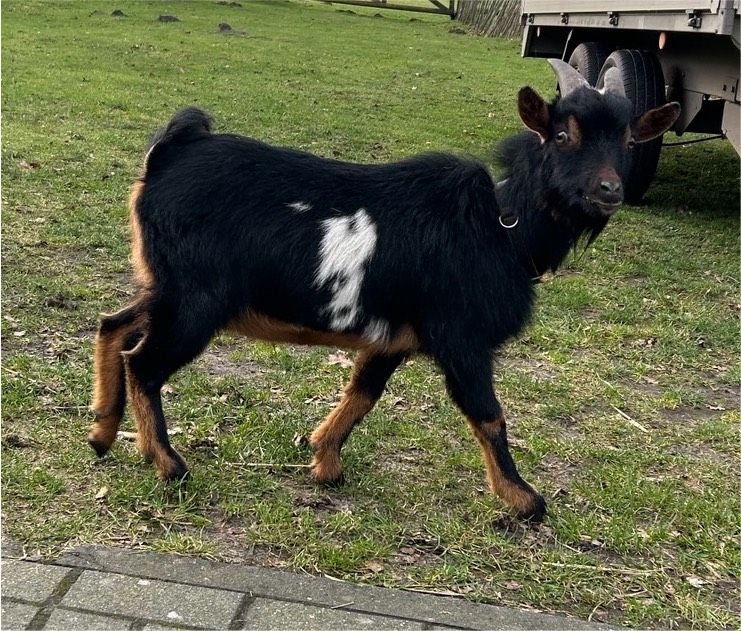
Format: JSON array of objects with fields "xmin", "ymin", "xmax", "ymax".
[
  {"xmin": 568, "ymin": 42, "xmax": 612, "ymax": 86},
  {"xmin": 597, "ymin": 50, "xmax": 666, "ymax": 204}
]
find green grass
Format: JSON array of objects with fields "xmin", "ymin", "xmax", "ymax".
[{"xmin": 2, "ymin": 1, "xmax": 739, "ymax": 628}]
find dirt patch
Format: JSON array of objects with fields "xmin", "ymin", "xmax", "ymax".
[
  {"xmin": 292, "ymin": 491, "xmax": 355, "ymax": 522},
  {"xmin": 195, "ymin": 344, "xmax": 264, "ymax": 378},
  {"xmin": 621, "ymin": 370, "xmax": 739, "ymax": 411},
  {"xmin": 548, "ymin": 414, "xmax": 587, "ymax": 441},
  {"xmin": 659, "ymin": 405, "xmax": 719, "ymax": 425},
  {"xmin": 377, "ymin": 446, "xmax": 429, "ymax": 476},
  {"xmin": 535, "ymin": 453, "xmax": 577, "ymax": 489},
  {"xmin": 280, "ymin": 476, "xmax": 358, "ymax": 519},
  {"xmin": 203, "ymin": 512, "xmax": 290, "ymax": 566},
  {"xmin": 498, "ymin": 355, "xmax": 559, "ymax": 382},
  {"xmin": 698, "ymin": 383, "xmax": 739, "ymax": 412},
  {"xmin": 619, "ymin": 375, "xmax": 737, "ymax": 428},
  {"xmin": 666, "ymin": 442, "xmax": 735, "ymax": 467}
]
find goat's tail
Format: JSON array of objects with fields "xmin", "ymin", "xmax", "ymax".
[
  {"xmin": 142, "ymin": 107, "xmax": 214, "ymax": 175},
  {"xmin": 152, "ymin": 107, "xmax": 213, "ymax": 146}
]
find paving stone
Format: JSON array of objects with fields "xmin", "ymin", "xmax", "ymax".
[
  {"xmin": 1, "ymin": 559, "xmax": 72, "ymax": 603},
  {"xmin": 45, "ymin": 607, "xmax": 131, "ymax": 630},
  {"xmin": 57, "ymin": 546, "xmax": 608, "ymax": 630},
  {"xmin": 243, "ymin": 599, "xmax": 424, "ymax": 630},
  {"xmin": 60, "ymin": 570, "xmax": 244, "ymax": 628},
  {"xmin": 1, "ymin": 600, "xmax": 39, "ymax": 630},
  {"xmin": 1, "ymin": 539, "xmax": 25, "ymax": 557}
]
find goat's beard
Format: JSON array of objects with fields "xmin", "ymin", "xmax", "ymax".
[{"xmin": 546, "ymin": 190, "xmax": 611, "ymax": 246}]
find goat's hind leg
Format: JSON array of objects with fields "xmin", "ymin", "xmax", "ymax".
[
  {"xmin": 310, "ymin": 350, "xmax": 406, "ymax": 484},
  {"xmin": 123, "ymin": 303, "xmax": 216, "ymax": 481},
  {"xmin": 89, "ymin": 303, "xmax": 147, "ymax": 457}
]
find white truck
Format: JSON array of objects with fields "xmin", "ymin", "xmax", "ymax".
[{"xmin": 520, "ymin": 1, "xmax": 740, "ymax": 202}]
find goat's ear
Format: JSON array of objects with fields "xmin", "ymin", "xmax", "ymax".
[
  {"xmin": 518, "ymin": 87, "xmax": 550, "ymax": 141},
  {"xmin": 632, "ymin": 102, "xmax": 681, "ymax": 143}
]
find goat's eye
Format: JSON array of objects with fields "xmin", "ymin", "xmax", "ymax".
[
  {"xmin": 555, "ymin": 131, "xmax": 568, "ymax": 144},
  {"xmin": 627, "ymin": 137, "xmax": 637, "ymax": 148}
]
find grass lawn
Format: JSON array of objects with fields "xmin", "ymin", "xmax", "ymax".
[{"xmin": 2, "ymin": 1, "xmax": 739, "ymax": 628}]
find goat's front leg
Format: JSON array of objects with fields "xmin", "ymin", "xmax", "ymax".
[
  {"xmin": 439, "ymin": 352, "xmax": 546, "ymax": 521},
  {"xmin": 310, "ymin": 350, "xmax": 406, "ymax": 484}
]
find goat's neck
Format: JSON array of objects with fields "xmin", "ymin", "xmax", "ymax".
[{"xmin": 495, "ymin": 176, "xmax": 576, "ymax": 278}]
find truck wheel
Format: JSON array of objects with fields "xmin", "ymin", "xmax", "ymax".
[
  {"xmin": 568, "ymin": 42, "xmax": 612, "ymax": 86},
  {"xmin": 597, "ymin": 50, "xmax": 667, "ymax": 204}
]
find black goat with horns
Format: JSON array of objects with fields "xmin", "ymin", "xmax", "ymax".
[{"xmin": 90, "ymin": 60, "xmax": 679, "ymax": 521}]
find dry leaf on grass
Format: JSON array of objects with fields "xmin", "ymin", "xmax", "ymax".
[
  {"xmin": 685, "ymin": 576, "xmax": 710, "ymax": 588},
  {"xmin": 18, "ymin": 160, "xmax": 41, "ymax": 170},
  {"xmin": 327, "ymin": 351, "xmax": 353, "ymax": 368},
  {"xmin": 364, "ymin": 560, "xmax": 384, "ymax": 573}
]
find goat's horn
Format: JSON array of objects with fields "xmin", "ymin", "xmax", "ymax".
[
  {"xmin": 547, "ymin": 58, "xmax": 589, "ymax": 96},
  {"xmin": 601, "ymin": 66, "xmax": 626, "ymax": 98}
]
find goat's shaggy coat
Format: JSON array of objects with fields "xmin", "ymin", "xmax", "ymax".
[{"xmin": 90, "ymin": 65, "xmax": 679, "ymax": 521}]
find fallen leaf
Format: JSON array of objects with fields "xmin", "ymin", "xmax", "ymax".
[
  {"xmin": 161, "ymin": 383, "xmax": 176, "ymax": 395},
  {"xmin": 327, "ymin": 351, "xmax": 353, "ymax": 368},
  {"xmin": 364, "ymin": 560, "xmax": 383, "ymax": 573},
  {"xmin": 686, "ymin": 576, "xmax": 710, "ymax": 588},
  {"xmin": 18, "ymin": 160, "xmax": 41, "ymax": 170},
  {"xmin": 95, "ymin": 486, "xmax": 109, "ymax": 500}
]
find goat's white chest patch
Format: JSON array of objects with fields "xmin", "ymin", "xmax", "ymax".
[{"xmin": 315, "ymin": 209, "xmax": 377, "ymax": 330}]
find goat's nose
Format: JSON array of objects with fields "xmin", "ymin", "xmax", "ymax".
[{"xmin": 600, "ymin": 180, "xmax": 622, "ymax": 194}]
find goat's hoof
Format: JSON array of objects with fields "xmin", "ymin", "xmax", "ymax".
[
  {"xmin": 88, "ymin": 435, "xmax": 110, "ymax": 458},
  {"xmin": 157, "ymin": 452, "xmax": 190, "ymax": 483},
  {"xmin": 311, "ymin": 467, "xmax": 345, "ymax": 487},
  {"xmin": 310, "ymin": 451, "xmax": 345, "ymax": 486},
  {"xmin": 517, "ymin": 494, "xmax": 547, "ymax": 523},
  {"xmin": 317, "ymin": 471, "xmax": 345, "ymax": 488},
  {"xmin": 310, "ymin": 461, "xmax": 345, "ymax": 487}
]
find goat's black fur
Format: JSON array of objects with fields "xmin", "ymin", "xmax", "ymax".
[{"xmin": 90, "ymin": 84, "xmax": 679, "ymax": 521}]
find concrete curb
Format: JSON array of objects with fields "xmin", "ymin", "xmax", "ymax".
[{"xmin": 2, "ymin": 543, "xmax": 617, "ymax": 630}]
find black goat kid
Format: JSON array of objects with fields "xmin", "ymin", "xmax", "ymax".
[{"xmin": 90, "ymin": 61, "xmax": 679, "ymax": 521}]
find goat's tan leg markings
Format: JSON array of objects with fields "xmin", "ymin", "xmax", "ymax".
[
  {"xmin": 467, "ymin": 417, "xmax": 545, "ymax": 520},
  {"xmin": 310, "ymin": 388, "xmax": 375, "ymax": 483},
  {"xmin": 309, "ymin": 349, "xmax": 403, "ymax": 483},
  {"xmin": 89, "ymin": 313, "xmax": 144, "ymax": 455},
  {"xmin": 122, "ymin": 337, "xmax": 187, "ymax": 480}
]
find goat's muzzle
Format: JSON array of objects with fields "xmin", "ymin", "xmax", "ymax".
[{"xmin": 586, "ymin": 168, "xmax": 623, "ymax": 216}]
